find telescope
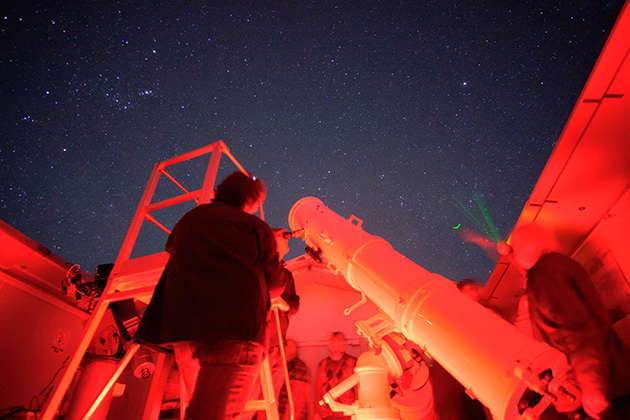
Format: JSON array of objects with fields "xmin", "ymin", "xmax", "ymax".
[{"xmin": 288, "ymin": 197, "xmax": 580, "ymax": 420}]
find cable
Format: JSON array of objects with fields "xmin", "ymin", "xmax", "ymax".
[
  {"xmin": 35, "ymin": 355, "xmax": 70, "ymax": 412},
  {"xmin": 0, "ymin": 406, "xmax": 38, "ymax": 419}
]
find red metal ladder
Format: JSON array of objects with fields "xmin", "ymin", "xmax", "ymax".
[{"xmin": 38, "ymin": 141, "xmax": 286, "ymax": 420}]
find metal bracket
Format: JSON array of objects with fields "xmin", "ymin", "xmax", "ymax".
[
  {"xmin": 348, "ymin": 215, "xmax": 363, "ymax": 227},
  {"xmin": 344, "ymin": 292, "xmax": 367, "ymax": 315}
]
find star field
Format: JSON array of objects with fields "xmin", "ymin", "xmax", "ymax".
[{"xmin": 1, "ymin": 1, "xmax": 625, "ymax": 282}]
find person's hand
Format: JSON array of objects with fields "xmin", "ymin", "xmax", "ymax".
[
  {"xmin": 273, "ymin": 228, "xmax": 290, "ymax": 260},
  {"xmin": 458, "ymin": 228, "xmax": 500, "ymax": 261},
  {"xmin": 581, "ymin": 393, "xmax": 610, "ymax": 420},
  {"xmin": 271, "ymin": 297, "xmax": 290, "ymax": 312}
]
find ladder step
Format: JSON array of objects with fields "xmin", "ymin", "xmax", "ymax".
[{"xmin": 244, "ymin": 400, "xmax": 268, "ymax": 411}]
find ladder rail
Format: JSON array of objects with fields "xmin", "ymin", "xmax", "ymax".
[
  {"xmin": 272, "ymin": 306, "xmax": 295, "ymax": 420},
  {"xmin": 242, "ymin": 303, "xmax": 296, "ymax": 420},
  {"xmin": 38, "ymin": 141, "xmax": 248, "ymax": 420}
]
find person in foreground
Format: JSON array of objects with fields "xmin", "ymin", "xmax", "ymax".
[
  {"xmin": 507, "ymin": 224, "xmax": 630, "ymax": 420},
  {"xmin": 135, "ymin": 171, "xmax": 286, "ymax": 420}
]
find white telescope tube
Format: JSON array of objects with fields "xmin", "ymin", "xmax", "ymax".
[{"xmin": 288, "ymin": 197, "xmax": 572, "ymax": 420}]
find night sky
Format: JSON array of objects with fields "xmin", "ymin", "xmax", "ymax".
[{"xmin": 1, "ymin": 1, "xmax": 625, "ymax": 283}]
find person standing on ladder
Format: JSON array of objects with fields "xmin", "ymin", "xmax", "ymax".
[{"xmin": 135, "ymin": 171, "xmax": 286, "ymax": 419}]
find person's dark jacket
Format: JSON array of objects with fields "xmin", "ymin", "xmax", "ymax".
[
  {"xmin": 135, "ymin": 202, "xmax": 286, "ymax": 346},
  {"xmin": 527, "ymin": 252, "xmax": 630, "ymax": 401}
]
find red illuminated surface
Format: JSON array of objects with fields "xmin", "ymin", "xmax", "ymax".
[{"xmin": 1, "ymin": 4, "xmax": 628, "ymax": 419}]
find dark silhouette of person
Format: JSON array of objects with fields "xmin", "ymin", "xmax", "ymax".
[
  {"xmin": 135, "ymin": 171, "xmax": 286, "ymax": 420},
  {"xmin": 507, "ymin": 224, "xmax": 630, "ymax": 420}
]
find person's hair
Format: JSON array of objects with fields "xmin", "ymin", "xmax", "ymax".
[
  {"xmin": 330, "ymin": 331, "xmax": 345, "ymax": 340},
  {"xmin": 213, "ymin": 171, "xmax": 266, "ymax": 209},
  {"xmin": 457, "ymin": 278, "xmax": 482, "ymax": 290}
]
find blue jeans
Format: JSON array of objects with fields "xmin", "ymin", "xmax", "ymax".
[{"xmin": 174, "ymin": 340, "xmax": 265, "ymax": 420}]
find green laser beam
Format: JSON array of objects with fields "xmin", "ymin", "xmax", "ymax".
[
  {"xmin": 473, "ymin": 193, "xmax": 500, "ymax": 242},
  {"xmin": 451, "ymin": 193, "xmax": 501, "ymax": 243},
  {"xmin": 451, "ymin": 196, "xmax": 488, "ymax": 235}
]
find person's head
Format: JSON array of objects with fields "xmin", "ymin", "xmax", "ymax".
[
  {"xmin": 457, "ymin": 278, "xmax": 483, "ymax": 302},
  {"xmin": 285, "ymin": 339, "xmax": 298, "ymax": 361},
  {"xmin": 272, "ymin": 228, "xmax": 290, "ymax": 260},
  {"xmin": 213, "ymin": 172, "xmax": 266, "ymax": 213},
  {"xmin": 509, "ymin": 224, "xmax": 560, "ymax": 270},
  {"xmin": 327, "ymin": 331, "xmax": 347, "ymax": 361}
]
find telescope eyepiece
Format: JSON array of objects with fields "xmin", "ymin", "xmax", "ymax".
[{"xmin": 282, "ymin": 229, "xmax": 304, "ymax": 239}]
